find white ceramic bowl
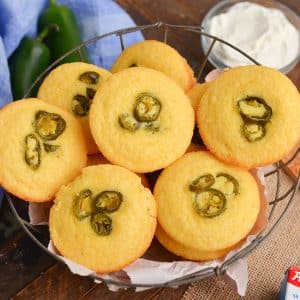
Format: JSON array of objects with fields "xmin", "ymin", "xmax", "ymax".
[{"xmin": 201, "ymin": 0, "xmax": 300, "ymax": 73}]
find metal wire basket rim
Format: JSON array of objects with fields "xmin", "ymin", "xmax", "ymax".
[
  {"xmin": 7, "ymin": 170, "xmax": 300, "ymax": 288},
  {"xmin": 23, "ymin": 21, "xmax": 261, "ymax": 98},
  {"xmin": 7, "ymin": 21, "xmax": 300, "ymax": 289}
]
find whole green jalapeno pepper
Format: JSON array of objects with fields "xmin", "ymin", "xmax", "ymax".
[
  {"xmin": 8, "ymin": 26, "xmax": 53, "ymax": 100},
  {"xmin": 38, "ymin": 0, "xmax": 89, "ymax": 64}
]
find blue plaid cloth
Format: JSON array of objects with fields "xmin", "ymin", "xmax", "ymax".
[{"xmin": 0, "ymin": 0, "xmax": 143, "ymax": 206}]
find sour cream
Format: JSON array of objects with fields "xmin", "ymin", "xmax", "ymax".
[{"xmin": 207, "ymin": 2, "xmax": 300, "ymax": 69}]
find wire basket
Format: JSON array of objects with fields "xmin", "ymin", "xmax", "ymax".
[{"xmin": 6, "ymin": 22, "xmax": 300, "ymax": 288}]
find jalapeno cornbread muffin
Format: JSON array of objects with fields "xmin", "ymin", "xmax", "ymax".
[
  {"xmin": 86, "ymin": 154, "xmax": 149, "ymax": 188},
  {"xmin": 0, "ymin": 99, "xmax": 87, "ymax": 202},
  {"xmin": 187, "ymin": 82, "xmax": 210, "ymax": 112},
  {"xmin": 49, "ymin": 164, "xmax": 157, "ymax": 273},
  {"xmin": 197, "ymin": 66, "xmax": 300, "ymax": 168},
  {"xmin": 111, "ymin": 40, "xmax": 195, "ymax": 91},
  {"xmin": 154, "ymin": 151, "xmax": 260, "ymax": 254},
  {"xmin": 89, "ymin": 67, "xmax": 195, "ymax": 173},
  {"xmin": 38, "ymin": 62, "xmax": 111, "ymax": 154},
  {"xmin": 156, "ymin": 168, "xmax": 268, "ymax": 261}
]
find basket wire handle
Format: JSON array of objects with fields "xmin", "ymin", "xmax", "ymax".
[
  {"xmin": 77, "ymin": 48, "xmax": 84, "ymax": 62},
  {"xmin": 6, "ymin": 195, "xmax": 43, "ymax": 234},
  {"xmin": 268, "ymin": 164, "xmax": 281, "ymax": 221},
  {"xmin": 269, "ymin": 182, "xmax": 298, "ymax": 205},
  {"xmin": 266, "ymin": 148, "xmax": 300, "ymax": 177},
  {"xmin": 163, "ymin": 26, "xmax": 168, "ymax": 43},
  {"xmin": 118, "ymin": 33, "xmax": 125, "ymax": 51},
  {"xmin": 198, "ymin": 38, "xmax": 216, "ymax": 81}
]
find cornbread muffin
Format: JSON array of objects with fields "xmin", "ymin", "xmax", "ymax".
[
  {"xmin": 197, "ymin": 66, "xmax": 300, "ymax": 168},
  {"xmin": 111, "ymin": 40, "xmax": 195, "ymax": 91},
  {"xmin": 49, "ymin": 164, "xmax": 157, "ymax": 273},
  {"xmin": 0, "ymin": 99, "xmax": 87, "ymax": 202},
  {"xmin": 89, "ymin": 67, "xmax": 195, "ymax": 173},
  {"xmin": 154, "ymin": 151, "xmax": 260, "ymax": 254},
  {"xmin": 38, "ymin": 62, "xmax": 111, "ymax": 154},
  {"xmin": 156, "ymin": 225, "xmax": 233, "ymax": 261},
  {"xmin": 156, "ymin": 168, "xmax": 268, "ymax": 261},
  {"xmin": 187, "ymin": 82, "xmax": 210, "ymax": 112},
  {"xmin": 87, "ymin": 154, "xmax": 149, "ymax": 188}
]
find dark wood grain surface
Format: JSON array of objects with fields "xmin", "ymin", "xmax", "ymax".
[{"xmin": 1, "ymin": 1, "xmax": 300, "ymax": 299}]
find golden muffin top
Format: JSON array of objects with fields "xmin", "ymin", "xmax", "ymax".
[
  {"xmin": 50, "ymin": 164, "xmax": 156, "ymax": 273},
  {"xmin": 38, "ymin": 62, "xmax": 111, "ymax": 154},
  {"xmin": 154, "ymin": 151, "xmax": 260, "ymax": 251},
  {"xmin": 111, "ymin": 40, "xmax": 195, "ymax": 91},
  {"xmin": 197, "ymin": 65, "xmax": 300, "ymax": 168},
  {"xmin": 0, "ymin": 99, "xmax": 87, "ymax": 202},
  {"xmin": 89, "ymin": 67, "xmax": 195, "ymax": 173}
]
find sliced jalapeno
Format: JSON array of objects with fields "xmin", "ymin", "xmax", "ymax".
[
  {"xmin": 79, "ymin": 71, "xmax": 99, "ymax": 84},
  {"xmin": 86, "ymin": 87, "xmax": 96, "ymax": 100},
  {"xmin": 215, "ymin": 173, "xmax": 239, "ymax": 196},
  {"xmin": 71, "ymin": 94, "xmax": 90, "ymax": 117},
  {"xmin": 194, "ymin": 188, "xmax": 226, "ymax": 218},
  {"xmin": 24, "ymin": 133, "xmax": 41, "ymax": 170},
  {"xmin": 242, "ymin": 122, "xmax": 265, "ymax": 142},
  {"xmin": 134, "ymin": 93, "xmax": 161, "ymax": 122},
  {"xmin": 94, "ymin": 191, "xmax": 123, "ymax": 213},
  {"xmin": 144, "ymin": 121, "xmax": 160, "ymax": 132},
  {"xmin": 91, "ymin": 213, "xmax": 112, "ymax": 236},
  {"xmin": 119, "ymin": 113, "xmax": 140, "ymax": 132},
  {"xmin": 189, "ymin": 174, "xmax": 215, "ymax": 192},
  {"xmin": 73, "ymin": 189, "xmax": 93, "ymax": 221},
  {"xmin": 237, "ymin": 97, "xmax": 272, "ymax": 123},
  {"xmin": 35, "ymin": 110, "xmax": 66, "ymax": 140},
  {"xmin": 43, "ymin": 143, "xmax": 60, "ymax": 153}
]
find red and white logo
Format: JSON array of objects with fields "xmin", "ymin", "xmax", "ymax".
[{"xmin": 288, "ymin": 266, "xmax": 300, "ymax": 288}]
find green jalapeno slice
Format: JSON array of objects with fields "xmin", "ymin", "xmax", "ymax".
[
  {"xmin": 194, "ymin": 188, "xmax": 226, "ymax": 218},
  {"xmin": 86, "ymin": 87, "xmax": 96, "ymax": 100},
  {"xmin": 214, "ymin": 173, "xmax": 239, "ymax": 196},
  {"xmin": 242, "ymin": 122, "xmax": 265, "ymax": 142},
  {"xmin": 94, "ymin": 191, "xmax": 123, "ymax": 213},
  {"xmin": 189, "ymin": 174, "xmax": 215, "ymax": 192},
  {"xmin": 35, "ymin": 110, "xmax": 66, "ymax": 140},
  {"xmin": 144, "ymin": 121, "xmax": 160, "ymax": 132},
  {"xmin": 91, "ymin": 213, "xmax": 112, "ymax": 236},
  {"xmin": 79, "ymin": 71, "xmax": 99, "ymax": 84},
  {"xmin": 134, "ymin": 93, "xmax": 161, "ymax": 122},
  {"xmin": 73, "ymin": 189, "xmax": 93, "ymax": 220},
  {"xmin": 237, "ymin": 97, "xmax": 272, "ymax": 123},
  {"xmin": 24, "ymin": 133, "xmax": 41, "ymax": 170},
  {"xmin": 71, "ymin": 94, "xmax": 90, "ymax": 117},
  {"xmin": 119, "ymin": 113, "xmax": 140, "ymax": 132},
  {"xmin": 43, "ymin": 143, "xmax": 60, "ymax": 153}
]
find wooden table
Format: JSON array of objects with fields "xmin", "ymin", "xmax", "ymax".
[{"xmin": 1, "ymin": 1, "xmax": 300, "ymax": 299}]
